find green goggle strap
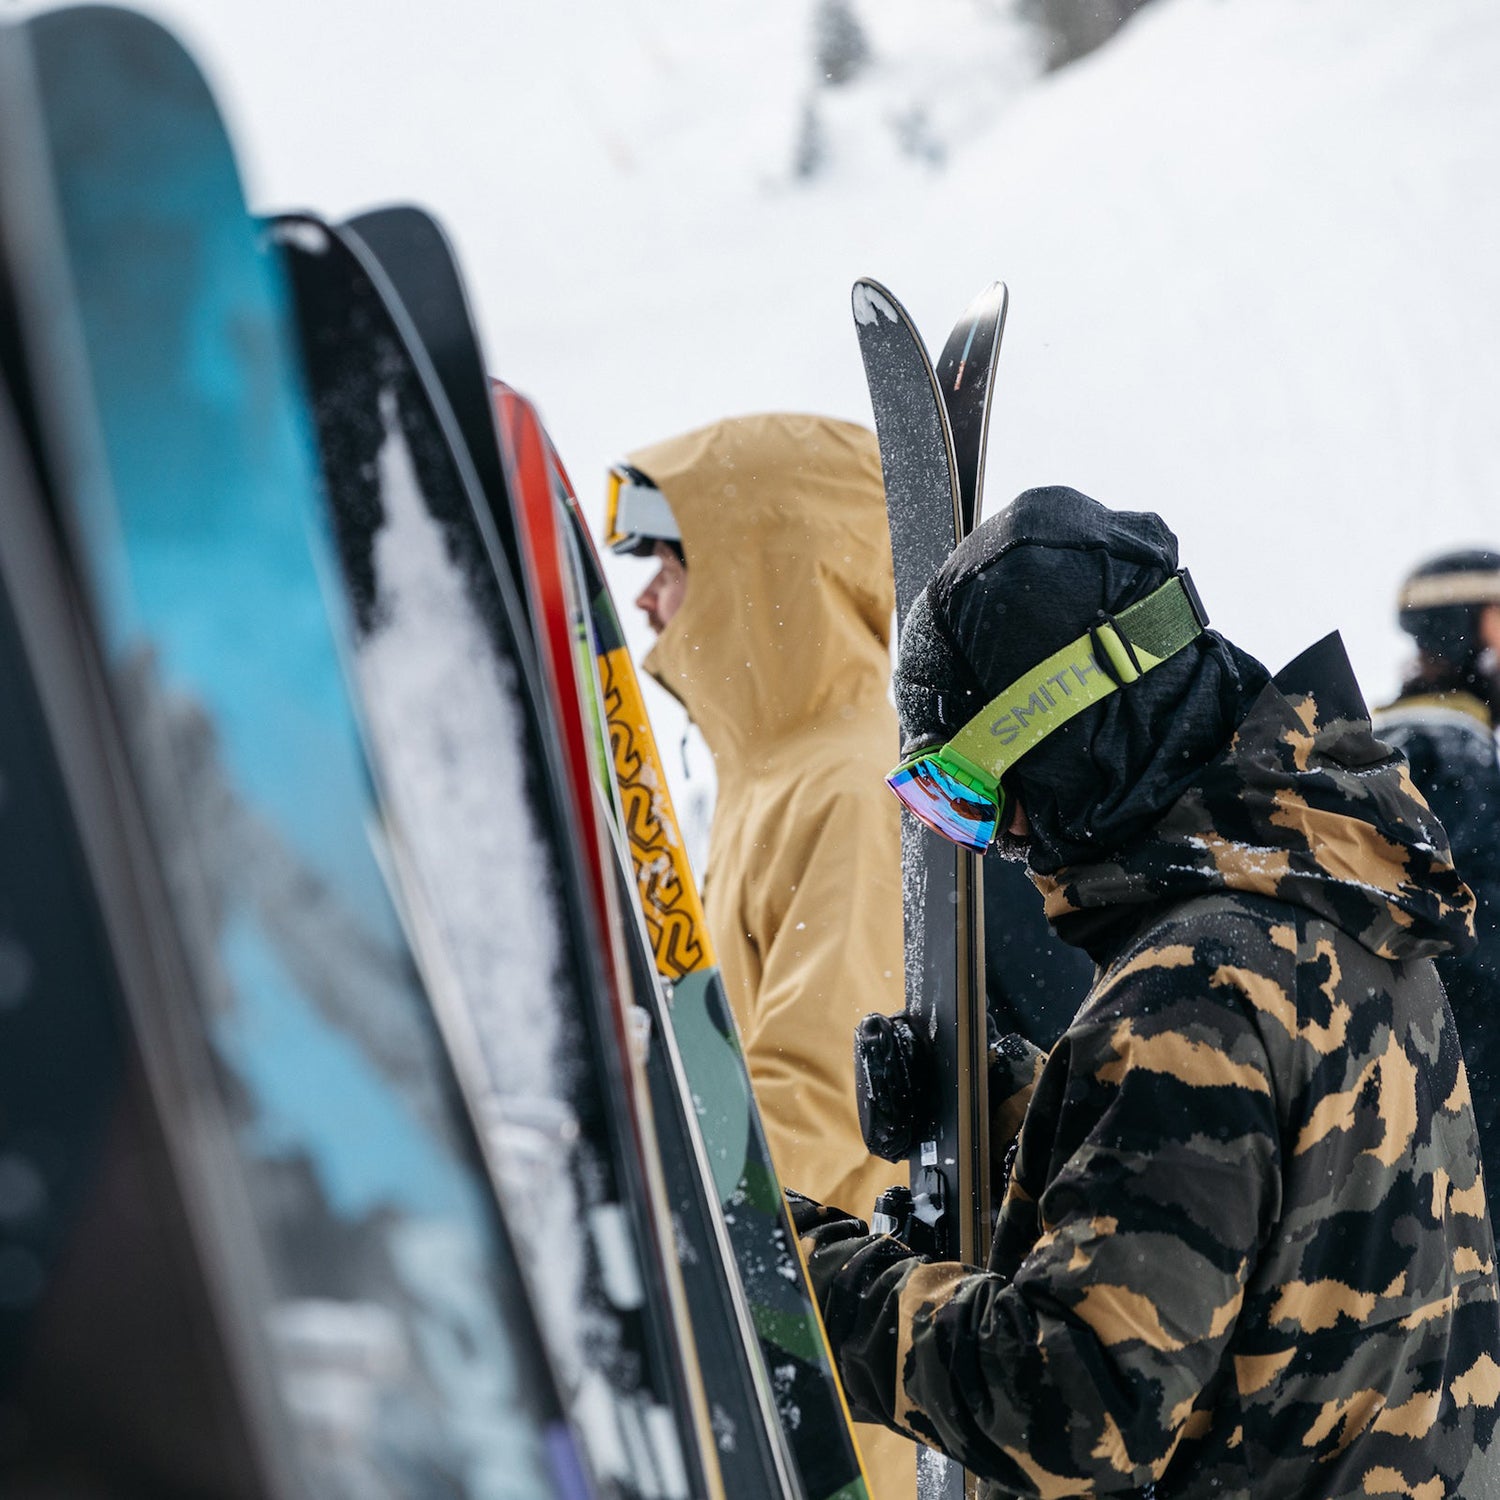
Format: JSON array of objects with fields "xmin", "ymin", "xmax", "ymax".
[{"xmin": 941, "ymin": 571, "xmax": 1208, "ymax": 787}]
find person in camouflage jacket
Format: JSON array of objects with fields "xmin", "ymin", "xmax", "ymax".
[{"xmin": 793, "ymin": 488, "xmax": 1500, "ymax": 1498}]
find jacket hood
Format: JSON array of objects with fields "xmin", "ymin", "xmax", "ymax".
[
  {"xmin": 1034, "ymin": 633, "xmax": 1479, "ymax": 965},
  {"xmin": 633, "ymin": 413, "xmax": 895, "ymax": 776}
]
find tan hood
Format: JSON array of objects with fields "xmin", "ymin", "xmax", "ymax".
[{"xmin": 633, "ymin": 413, "xmax": 894, "ymax": 781}]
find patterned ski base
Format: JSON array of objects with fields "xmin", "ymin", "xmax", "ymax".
[{"xmin": 559, "ymin": 455, "xmax": 874, "ymax": 1500}]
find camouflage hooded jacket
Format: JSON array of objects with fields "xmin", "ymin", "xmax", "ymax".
[{"xmin": 798, "ymin": 635, "xmax": 1500, "ymax": 1497}]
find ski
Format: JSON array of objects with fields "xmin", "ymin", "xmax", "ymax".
[
  {"xmin": 495, "ymin": 383, "xmax": 813, "ymax": 1500},
  {"xmin": 596, "ymin": 753, "xmax": 801, "ymax": 1500},
  {"xmin": 556, "ymin": 453, "xmax": 876, "ymax": 1500},
  {"xmin": 274, "ymin": 211, "xmax": 720, "ymax": 1500},
  {"xmin": 558, "ymin": 490, "xmax": 807, "ymax": 1500},
  {"xmin": 934, "ymin": 283, "xmax": 1090, "ymax": 1051},
  {"xmin": 852, "ymin": 278, "xmax": 990, "ymax": 1500},
  {"xmin": 0, "ymin": 9, "xmax": 584, "ymax": 1495},
  {"xmin": 336, "ymin": 201, "xmax": 826, "ymax": 1499},
  {"xmin": 0, "ymin": 367, "xmax": 302, "ymax": 1497},
  {"xmin": 934, "ymin": 282, "xmax": 1008, "ymax": 535},
  {"xmin": 341, "ymin": 205, "xmax": 530, "ymax": 617}
]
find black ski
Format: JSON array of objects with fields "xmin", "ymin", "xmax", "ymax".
[
  {"xmin": 935, "ymin": 282, "xmax": 1008, "ymax": 535},
  {"xmin": 936, "ymin": 284, "xmax": 1091, "ymax": 1052},
  {"xmin": 275, "ymin": 212, "xmax": 722, "ymax": 1500},
  {"xmin": 341, "ymin": 205, "xmax": 531, "ymax": 614},
  {"xmin": 852, "ymin": 277, "xmax": 992, "ymax": 1500}
]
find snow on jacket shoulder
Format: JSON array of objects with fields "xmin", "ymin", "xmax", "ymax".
[{"xmin": 798, "ymin": 635, "xmax": 1500, "ymax": 1498}]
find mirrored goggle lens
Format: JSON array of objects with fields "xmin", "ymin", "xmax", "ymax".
[{"xmin": 886, "ymin": 758, "xmax": 999, "ymax": 852}]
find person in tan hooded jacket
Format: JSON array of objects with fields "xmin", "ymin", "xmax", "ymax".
[{"xmin": 611, "ymin": 412, "xmax": 913, "ymax": 1500}]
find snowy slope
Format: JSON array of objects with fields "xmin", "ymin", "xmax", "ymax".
[
  {"xmin": 932, "ymin": 0, "xmax": 1500, "ymax": 691},
  {"xmin": 122, "ymin": 0, "xmax": 1499, "ymax": 816}
]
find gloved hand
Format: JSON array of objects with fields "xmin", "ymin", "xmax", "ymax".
[
  {"xmin": 988, "ymin": 1029, "xmax": 1046, "ymax": 1200},
  {"xmin": 786, "ymin": 1188, "xmax": 866, "ymax": 1240},
  {"xmin": 853, "ymin": 1010, "xmax": 936, "ymax": 1163},
  {"xmin": 857, "ymin": 1008, "xmax": 1049, "ymax": 1162}
]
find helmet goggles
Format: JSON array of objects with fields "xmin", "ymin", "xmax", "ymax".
[
  {"xmin": 604, "ymin": 465, "xmax": 681, "ymax": 557},
  {"xmin": 887, "ymin": 569, "xmax": 1209, "ymax": 852}
]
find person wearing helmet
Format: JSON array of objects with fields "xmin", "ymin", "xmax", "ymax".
[
  {"xmin": 791, "ymin": 487, "xmax": 1498, "ymax": 1498},
  {"xmin": 1373, "ymin": 550, "xmax": 1500, "ymax": 1192},
  {"xmin": 605, "ymin": 463, "xmax": 688, "ymax": 632},
  {"xmin": 607, "ymin": 414, "xmax": 916, "ymax": 1500}
]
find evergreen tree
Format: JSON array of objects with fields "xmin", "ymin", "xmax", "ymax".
[
  {"xmin": 814, "ymin": 0, "xmax": 872, "ymax": 87},
  {"xmin": 1019, "ymin": 0, "xmax": 1156, "ymax": 71}
]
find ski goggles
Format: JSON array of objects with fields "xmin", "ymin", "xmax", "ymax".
[
  {"xmin": 887, "ymin": 570, "xmax": 1210, "ymax": 852},
  {"xmin": 604, "ymin": 465, "xmax": 681, "ymax": 557}
]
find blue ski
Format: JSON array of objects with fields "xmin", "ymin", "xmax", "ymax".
[{"xmin": 0, "ymin": 9, "xmax": 586, "ymax": 1494}]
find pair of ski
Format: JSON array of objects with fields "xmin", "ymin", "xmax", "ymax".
[
  {"xmin": 851, "ymin": 277, "xmax": 1009, "ymax": 1500},
  {"xmin": 313, "ymin": 208, "xmax": 872, "ymax": 1500}
]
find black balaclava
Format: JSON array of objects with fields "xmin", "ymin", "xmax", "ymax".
[
  {"xmin": 1398, "ymin": 549, "xmax": 1500, "ymax": 716},
  {"xmin": 894, "ymin": 486, "xmax": 1270, "ymax": 874}
]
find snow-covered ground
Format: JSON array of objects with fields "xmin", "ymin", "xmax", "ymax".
[{"xmin": 122, "ymin": 0, "xmax": 1500, "ymax": 818}]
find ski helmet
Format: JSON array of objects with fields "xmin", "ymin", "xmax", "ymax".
[
  {"xmin": 1397, "ymin": 549, "xmax": 1500, "ymax": 670},
  {"xmin": 605, "ymin": 464, "xmax": 683, "ymax": 560}
]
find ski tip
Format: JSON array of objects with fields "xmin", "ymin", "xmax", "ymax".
[
  {"xmin": 28, "ymin": 6, "xmax": 196, "ymax": 68},
  {"xmin": 348, "ymin": 201, "xmax": 427, "ymax": 225},
  {"xmin": 851, "ymin": 278, "xmax": 900, "ymax": 329},
  {"xmin": 962, "ymin": 279, "xmax": 1008, "ymax": 314},
  {"xmin": 346, "ymin": 202, "xmax": 454, "ymax": 252},
  {"xmin": 269, "ymin": 213, "xmax": 333, "ymax": 257}
]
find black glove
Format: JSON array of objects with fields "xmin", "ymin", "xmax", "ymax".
[
  {"xmin": 786, "ymin": 1189, "xmax": 822, "ymax": 1236},
  {"xmin": 853, "ymin": 1010, "xmax": 936, "ymax": 1163},
  {"xmin": 786, "ymin": 1188, "xmax": 866, "ymax": 1239}
]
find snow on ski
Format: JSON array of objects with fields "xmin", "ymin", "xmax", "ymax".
[
  {"xmin": 342, "ymin": 205, "xmax": 531, "ymax": 614},
  {"xmin": 276, "ymin": 213, "xmax": 717, "ymax": 1500}
]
